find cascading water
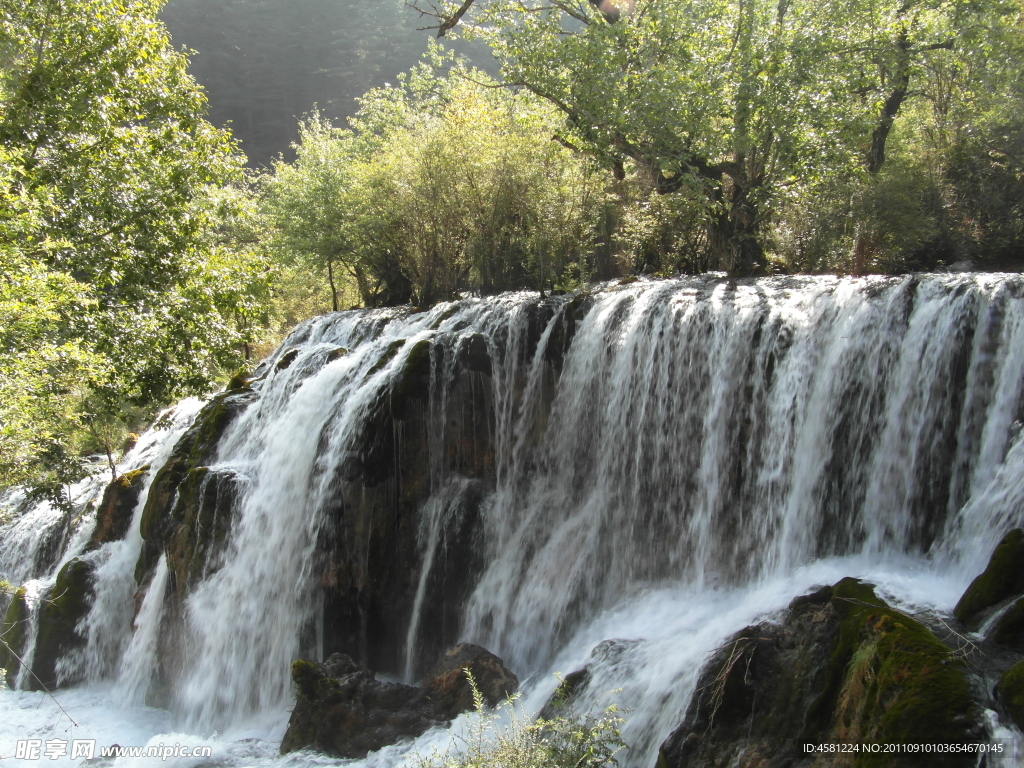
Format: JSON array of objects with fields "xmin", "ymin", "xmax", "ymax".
[{"xmin": 2, "ymin": 273, "xmax": 1024, "ymax": 767}]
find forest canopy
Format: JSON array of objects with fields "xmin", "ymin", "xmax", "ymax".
[{"xmin": 1, "ymin": 0, "xmax": 1022, "ymax": 497}]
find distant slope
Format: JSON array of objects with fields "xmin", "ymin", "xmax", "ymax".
[{"xmin": 161, "ymin": 0, "xmax": 494, "ymax": 166}]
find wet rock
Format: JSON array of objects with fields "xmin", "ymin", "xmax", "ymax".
[
  {"xmin": 87, "ymin": 467, "xmax": 149, "ymax": 551},
  {"xmin": 658, "ymin": 579, "xmax": 984, "ymax": 768},
  {"xmin": 281, "ymin": 645, "xmax": 518, "ymax": 758},
  {"xmin": 539, "ymin": 639, "xmax": 639, "ymax": 719},
  {"xmin": 954, "ymin": 528, "xmax": 1024, "ymax": 628},
  {"xmin": 997, "ymin": 660, "xmax": 1024, "ymax": 730},
  {"xmin": 31, "ymin": 557, "xmax": 96, "ymax": 690},
  {"xmin": 990, "ymin": 596, "xmax": 1024, "ymax": 652},
  {"xmin": 275, "ymin": 349, "xmax": 299, "ymax": 371},
  {"xmin": 0, "ymin": 587, "xmax": 29, "ymax": 686},
  {"xmin": 135, "ymin": 390, "xmax": 253, "ymax": 584},
  {"xmin": 421, "ymin": 642, "xmax": 520, "ymax": 718}
]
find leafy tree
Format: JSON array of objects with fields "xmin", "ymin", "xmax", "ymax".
[
  {"xmin": 0, "ymin": 0, "xmax": 270, "ymax": 495},
  {"xmin": 262, "ymin": 56, "xmax": 606, "ymax": 307},
  {"xmin": 410, "ymin": 0, "xmax": 869, "ymax": 275},
  {"xmin": 408, "ymin": 0, "xmax": 1023, "ymax": 275}
]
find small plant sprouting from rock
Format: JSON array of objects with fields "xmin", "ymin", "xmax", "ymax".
[{"xmin": 412, "ymin": 672, "xmax": 625, "ymax": 768}]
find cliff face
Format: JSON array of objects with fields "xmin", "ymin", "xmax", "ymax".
[{"xmin": 118, "ymin": 298, "xmax": 580, "ymax": 699}]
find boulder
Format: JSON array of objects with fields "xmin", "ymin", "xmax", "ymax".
[
  {"xmin": 87, "ymin": 467, "xmax": 149, "ymax": 551},
  {"xmin": 954, "ymin": 528, "xmax": 1024, "ymax": 628},
  {"xmin": 539, "ymin": 639, "xmax": 639, "ymax": 719},
  {"xmin": 1, "ymin": 587, "xmax": 30, "ymax": 687},
  {"xmin": 421, "ymin": 642, "xmax": 520, "ymax": 718},
  {"xmin": 281, "ymin": 644, "xmax": 518, "ymax": 758},
  {"xmin": 997, "ymin": 660, "xmax": 1024, "ymax": 731},
  {"xmin": 658, "ymin": 579, "xmax": 984, "ymax": 768},
  {"xmin": 31, "ymin": 557, "xmax": 96, "ymax": 690},
  {"xmin": 990, "ymin": 596, "xmax": 1024, "ymax": 652}
]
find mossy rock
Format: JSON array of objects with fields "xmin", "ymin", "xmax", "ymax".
[
  {"xmin": 87, "ymin": 466, "xmax": 149, "ymax": 551},
  {"xmin": 275, "ymin": 349, "xmax": 299, "ymax": 371},
  {"xmin": 661, "ymin": 579, "xmax": 982, "ymax": 768},
  {"xmin": 164, "ymin": 466, "xmax": 240, "ymax": 590},
  {"xmin": 31, "ymin": 558, "xmax": 96, "ymax": 690},
  {"xmin": 392, "ymin": 339, "xmax": 432, "ymax": 401},
  {"xmin": 365, "ymin": 339, "xmax": 405, "ymax": 378},
  {"xmin": 997, "ymin": 659, "xmax": 1024, "ymax": 730},
  {"xmin": 991, "ymin": 596, "xmax": 1024, "ymax": 651},
  {"xmin": 954, "ymin": 528, "xmax": 1024, "ymax": 627},
  {"xmin": 1, "ymin": 587, "xmax": 29, "ymax": 687},
  {"xmin": 135, "ymin": 391, "xmax": 253, "ymax": 583},
  {"xmin": 326, "ymin": 347, "xmax": 349, "ymax": 363},
  {"xmin": 824, "ymin": 579, "xmax": 982, "ymax": 764},
  {"xmin": 226, "ymin": 370, "xmax": 251, "ymax": 391}
]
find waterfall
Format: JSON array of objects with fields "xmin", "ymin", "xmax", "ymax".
[{"xmin": 2, "ymin": 273, "xmax": 1024, "ymax": 767}]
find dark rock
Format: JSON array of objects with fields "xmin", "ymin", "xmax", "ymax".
[
  {"xmin": 991, "ymin": 596, "xmax": 1024, "ymax": 652},
  {"xmin": 658, "ymin": 579, "xmax": 984, "ymax": 768},
  {"xmin": 275, "ymin": 349, "xmax": 299, "ymax": 371},
  {"xmin": 539, "ymin": 639, "xmax": 639, "ymax": 719},
  {"xmin": 30, "ymin": 558, "xmax": 96, "ymax": 690},
  {"xmin": 421, "ymin": 642, "xmax": 519, "ymax": 718},
  {"xmin": 281, "ymin": 645, "xmax": 518, "ymax": 758},
  {"xmin": 164, "ymin": 466, "xmax": 241, "ymax": 590},
  {"xmin": 1, "ymin": 587, "xmax": 29, "ymax": 687},
  {"xmin": 87, "ymin": 467, "xmax": 149, "ymax": 551},
  {"xmin": 997, "ymin": 660, "xmax": 1024, "ymax": 730},
  {"xmin": 135, "ymin": 390, "xmax": 253, "ymax": 585},
  {"xmin": 326, "ymin": 347, "xmax": 349, "ymax": 363},
  {"xmin": 954, "ymin": 528, "xmax": 1024, "ymax": 628},
  {"xmin": 226, "ymin": 371, "xmax": 251, "ymax": 391}
]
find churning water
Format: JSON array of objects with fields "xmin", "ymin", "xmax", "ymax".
[{"xmin": 3, "ymin": 274, "xmax": 1024, "ymax": 766}]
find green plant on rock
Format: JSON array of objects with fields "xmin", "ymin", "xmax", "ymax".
[{"xmin": 414, "ymin": 674, "xmax": 625, "ymax": 768}]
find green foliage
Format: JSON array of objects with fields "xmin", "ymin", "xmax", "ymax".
[
  {"xmin": 415, "ymin": 676, "xmax": 624, "ymax": 768},
  {"xmin": 262, "ymin": 53, "xmax": 607, "ymax": 307},
  {"xmin": 0, "ymin": 0, "xmax": 272, "ymax": 496},
  {"xmin": 410, "ymin": 0, "xmax": 1023, "ymax": 275}
]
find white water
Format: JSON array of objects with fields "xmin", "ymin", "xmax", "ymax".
[{"xmin": 3, "ymin": 274, "xmax": 1024, "ymax": 766}]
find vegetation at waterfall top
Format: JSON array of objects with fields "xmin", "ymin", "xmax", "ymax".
[{"xmin": 1, "ymin": 0, "xmax": 1023, "ymax": 497}]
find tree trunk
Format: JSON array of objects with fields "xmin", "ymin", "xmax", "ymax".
[
  {"xmin": 327, "ymin": 258, "xmax": 339, "ymax": 312},
  {"xmin": 707, "ymin": 176, "xmax": 765, "ymax": 277}
]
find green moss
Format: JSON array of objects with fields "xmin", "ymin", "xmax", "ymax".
[
  {"xmin": 292, "ymin": 658, "xmax": 325, "ymax": 700},
  {"xmin": 1, "ymin": 587, "xmax": 29, "ymax": 686},
  {"xmin": 955, "ymin": 528, "xmax": 1024, "ymax": 626},
  {"xmin": 32, "ymin": 558, "xmax": 96, "ymax": 690},
  {"xmin": 366, "ymin": 339, "xmax": 405, "ymax": 378},
  {"xmin": 997, "ymin": 660, "xmax": 1024, "ymax": 730},
  {"xmin": 991, "ymin": 596, "xmax": 1024, "ymax": 651},
  {"xmin": 429, "ymin": 305, "xmax": 460, "ymax": 330},
  {"xmin": 226, "ymin": 370, "xmax": 251, "ymax": 391},
  {"xmin": 806, "ymin": 579, "xmax": 980, "ymax": 765}
]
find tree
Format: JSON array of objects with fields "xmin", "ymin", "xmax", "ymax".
[
  {"xmin": 409, "ymin": 0, "xmax": 1022, "ymax": 276},
  {"xmin": 262, "ymin": 56, "xmax": 605, "ymax": 307},
  {"xmin": 410, "ymin": 0, "xmax": 871, "ymax": 275},
  {"xmin": 0, "ymin": 0, "xmax": 269, "ymax": 496}
]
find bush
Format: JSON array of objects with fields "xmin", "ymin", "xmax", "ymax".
[{"xmin": 415, "ymin": 677, "xmax": 625, "ymax": 768}]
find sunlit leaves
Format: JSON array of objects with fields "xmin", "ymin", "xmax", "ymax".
[{"xmin": 0, "ymin": 0, "xmax": 269, "ymax": 493}]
